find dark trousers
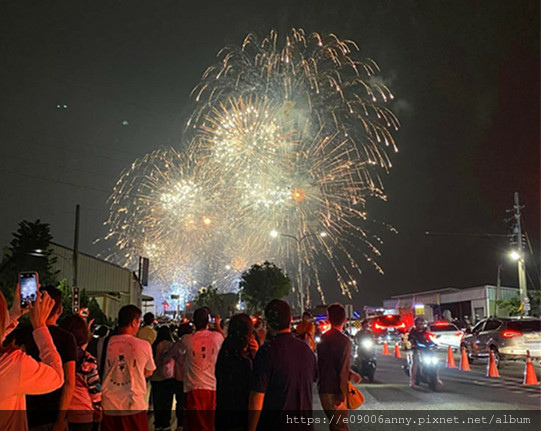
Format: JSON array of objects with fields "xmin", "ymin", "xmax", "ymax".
[
  {"xmin": 172, "ymin": 380, "xmax": 186, "ymax": 429},
  {"xmin": 151, "ymin": 379, "xmax": 175, "ymax": 429}
]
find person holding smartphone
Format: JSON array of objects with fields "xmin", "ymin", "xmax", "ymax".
[{"xmin": 0, "ymin": 288, "xmax": 64, "ymax": 431}]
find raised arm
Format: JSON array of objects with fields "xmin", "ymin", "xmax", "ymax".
[{"xmin": 18, "ymin": 292, "xmax": 64, "ymax": 395}]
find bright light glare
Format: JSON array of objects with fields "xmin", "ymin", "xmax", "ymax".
[
  {"xmin": 270, "ymin": 230, "xmax": 279, "ymax": 238},
  {"xmin": 319, "ymin": 231, "xmax": 327, "ymax": 237},
  {"xmin": 361, "ymin": 339, "xmax": 373, "ymax": 349},
  {"xmin": 509, "ymin": 250, "xmax": 521, "ymax": 261}
]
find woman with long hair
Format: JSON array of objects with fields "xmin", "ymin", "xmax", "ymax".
[
  {"xmin": 215, "ymin": 313, "xmax": 258, "ymax": 431},
  {"xmin": 60, "ymin": 314, "xmax": 102, "ymax": 431},
  {"xmin": 151, "ymin": 325, "xmax": 175, "ymax": 431},
  {"xmin": 0, "ymin": 289, "xmax": 64, "ymax": 431}
]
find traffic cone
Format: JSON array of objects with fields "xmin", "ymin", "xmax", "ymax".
[
  {"xmin": 460, "ymin": 347, "xmax": 471, "ymax": 371},
  {"xmin": 394, "ymin": 343, "xmax": 402, "ymax": 358},
  {"xmin": 446, "ymin": 345, "xmax": 457, "ymax": 368},
  {"xmin": 382, "ymin": 341, "xmax": 390, "ymax": 355},
  {"xmin": 487, "ymin": 350, "xmax": 500, "ymax": 378},
  {"xmin": 523, "ymin": 350, "xmax": 539, "ymax": 385}
]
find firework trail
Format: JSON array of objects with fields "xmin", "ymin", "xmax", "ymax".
[{"xmin": 104, "ymin": 28, "xmax": 400, "ymax": 305}]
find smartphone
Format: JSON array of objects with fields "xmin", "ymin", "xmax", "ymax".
[{"xmin": 19, "ymin": 271, "xmax": 39, "ymax": 308}]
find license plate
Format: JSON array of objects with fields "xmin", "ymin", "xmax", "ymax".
[
  {"xmin": 388, "ymin": 328, "xmax": 395, "ymax": 332},
  {"xmin": 523, "ymin": 333, "xmax": 540, "ymax": 343}
]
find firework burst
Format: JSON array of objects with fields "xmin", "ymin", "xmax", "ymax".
[{"xmin": 104, "ymin": 29, "xmax": 400, "ymax": 305}]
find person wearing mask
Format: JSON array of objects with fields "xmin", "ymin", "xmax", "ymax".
[
  {"xmin": 181, "ymin": 308, "xmax": 225, "ymax": 431},
  {"xmin": 151, "ymin": 326, "xmax": 175, "ymax": 431},
  {"xmin": 60, "ymin": 315, "xmax": 102, "ymax": 431},
  {"xmin": 215, "ymin": 313, "xmax": 258, "ymax": 431},
  {"xmin": 248, "ymin": 299, "xmax": 317, "ymax": 431},
  {"xmin": 163, "ymin": 323, "xmax": 194, "ymax": 431},
  {"xmin": 317, "ymin": 303, "xmax": 361, "ymax": 431},
  {"xmin": 12, "ymin": 285, "xmax": 77, "ymax": 431},
  {"xmin": 0, "ymin": 289, "xmax": 64, "ymax": 431},
  {"xmin": 296, "ymin": 311, "xmax": 316, "ymax": 350},
  {"xmin": 101, "ymin": 305, "xmax": 156, "ymax": 431}
]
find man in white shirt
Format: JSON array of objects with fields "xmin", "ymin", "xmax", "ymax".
[
  {"xmin": 101, "ymin": 305, "xmax": 156, "ymax": 431},
  {"xmin": 181, "ymin": 307, "xmax": 224, "ymax": 431}
]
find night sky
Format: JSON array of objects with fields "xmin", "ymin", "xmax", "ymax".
[{"xmin": 1, "ymin": 0, "xmax": 539, "ymax": 308}]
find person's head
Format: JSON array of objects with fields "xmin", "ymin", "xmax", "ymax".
[
  {"xmin": 361, "ymin": 319, "xmax": 369, "ymax": 330},
  {"xmin": 302, "ymin": 311, "xmax": 311, "ymax": 322},
  {"xmin": 414, "ymin": 316, "xmax": 425, "ymax": 330},
  {"xmin": 39, "ymin": 285, "xmax": 62, "ymax": 323},
  {"xmin": 226, "ymin": 313, "xmax": 253, "ymax": 352},
  {"xmin": 327, "ymin": 303, "xmax": 346, "ymax": 328},
  {"xmin": 193, "ymin": 307, "xmax": 210, "ymax": 331},
  {"xmin": 118, "ymin": 305, "xmax": 142, "ymax": 335},
  {"xmin": 60, "ymin": 314, "xmax": 90, "ymax": 347},
  {"xmin": 177, "ymin": 322, "xmax": 193, "ymax": 339},
  {"xmin": 264, "ymin": 299, "xmax": 291, "ymax": 332},
  {"xmin": 153, "ymin": 325, "xmax": 173, "ymax": 354},
  {"xmin": 143, "ymin": 312, "xmax": 155, "ymax": 326}
]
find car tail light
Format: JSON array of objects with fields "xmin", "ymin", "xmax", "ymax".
[
  {"xmin": 501, "ymin": 329, "xmax": 522, "ymax": 338},
  {"xmin": 455, "ymin": 332, "xmax": 463, "ymax": 337},
  {"xmin": 426, "ymin": 332, "xmax": 435, "ymax": 340},
  {"xmin": 374, "ymin": 322, "xmax": 384, "ymax": 330},
  {"xmin": 434, "ymin": 321, "xmax": 450, "ymax": 327}
]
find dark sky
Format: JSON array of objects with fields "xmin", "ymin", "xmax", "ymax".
[{"xmin": 1, "ymin": 0, "xmax": 539, "ymax": 308}]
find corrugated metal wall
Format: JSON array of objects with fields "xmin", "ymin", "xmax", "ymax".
[{"xmin": 50, "ymin": 243, "xmax": 142, "ymax": 320}]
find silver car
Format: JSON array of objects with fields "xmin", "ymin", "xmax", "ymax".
[{"xmin": 461, "ymin": 317, "xmax": 541, "ymax": 367}]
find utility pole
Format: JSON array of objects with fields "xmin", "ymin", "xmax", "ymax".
[{"xmin": 512, "ymin": 192, "xmax": 528, "ymax": 315}]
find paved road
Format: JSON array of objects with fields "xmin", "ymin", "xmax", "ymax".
[{"xmin": 149, "ymin": 346, "xmax": 540, "ymax": 430}]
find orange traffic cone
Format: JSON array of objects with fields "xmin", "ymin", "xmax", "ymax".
[
  {"xmin": 523, "ymin": 350, "xmax": 539, "ymax": 385},
  {"xmin": 394, "ymin": 343, "xmax": 402, "ymax": 358},
  {"xmin": 460, "ymin": 347, "xmax": 471, "ymax": 371},
  {"xmin": 446, "ymin": 345, "xmax": 457, "ymax": 368},
  {"xmin": 382, "ymin": 341, "xmax": 390, "ymax": 355},
  {"xmin": 487, "ymin": 350, "xmax": 500, "ymax": 378}
]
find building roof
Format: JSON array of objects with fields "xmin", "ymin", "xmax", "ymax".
[{"xmin": 391, "ymin": 287, "xmax": 460, "ymax": 299}]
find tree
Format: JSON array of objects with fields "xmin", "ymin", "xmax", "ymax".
[
  {"xmin": 239, "ymin": 261, "xmax": 290, "ymax": 313},
  {"xmin": 497, "ymin": 290, "xmax": 540, "ymax": 317},
  {"xmin": 0, "ymin": 220, "xmax": 58, "ymax": 304},
  {"xmin": 57, "ymin": 279, "xmax": 109, "ymax": 324},
  {"xmin": 193, "ymin": 285, "xmax": 238, "ymax": 317}
]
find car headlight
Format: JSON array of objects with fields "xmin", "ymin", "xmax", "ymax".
[
  {"xmin": 361, "ymin": 339, "xmax": 373, "ymax": 349},
  {"xmin": 315, "ymin": 336, "xmax": 321, "ymax": 343}
]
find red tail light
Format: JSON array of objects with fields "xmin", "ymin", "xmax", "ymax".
[
  {"xmin": 434, "ymin": 321, "xmax": 450, "ymax": 327},
  {"xmin": 501, "ymin": 329, "xmax": 522, "ymax": 338},
  {"xmin": 374, "ymin": 322, "xmax": 384, "ymax": 330},
  {"xmin": 426, "ymin": 332, "xmax": 435, "ymax": 340},
  {"xmin": 455, "ymin": 332, "xmax": 463, "ymax": 337}
]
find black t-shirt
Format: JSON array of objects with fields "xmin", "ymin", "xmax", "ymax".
[
  {"xmin": 250, "ymin": 332, "xmax": 317, "ymax": 430},
  {"xmin": 317, "ymin": 328, "xmax": 351, "ymax": 397},
  {"xmin": 14, "ymin": 325, "xmax": 77, "ymax": 427},
  {"xmin": 215, "ymin": 339, "xmax": 252, "ymax": 430}
]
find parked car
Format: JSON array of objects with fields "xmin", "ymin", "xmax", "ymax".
[
  {"xmin": 426, "ymin": 321, "xmax": 464, "ymax": 350},
  {"xmin": 461, "ymin": 317, "xmax": 541, "ymax": 367}
]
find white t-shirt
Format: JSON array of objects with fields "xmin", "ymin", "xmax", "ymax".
[
  {"xmin": 181, "ymin": 330, "xmax": 224, "ymax": 392},
  {"xmin": 102, "ymin": 334, "xmax": 156, "ymax": 413}
]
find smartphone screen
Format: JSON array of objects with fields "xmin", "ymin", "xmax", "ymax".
[{"xmin": 19, "ymin": 272, "xmax": 39, "ymax": 307}]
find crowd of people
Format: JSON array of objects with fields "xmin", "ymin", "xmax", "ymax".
[{"xmin": 0, "ymin": 285, "xmax": 361, "ymax": 431}]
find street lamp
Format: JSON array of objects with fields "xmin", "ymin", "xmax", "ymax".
[{"xmin": 269, "ymin": 229, "xmax": 328, "ymax": 315}]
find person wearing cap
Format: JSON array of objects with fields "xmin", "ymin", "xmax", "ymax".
[{"xmin": 248, "ymin": 299, "xmax": 317, "ymax": 431}]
